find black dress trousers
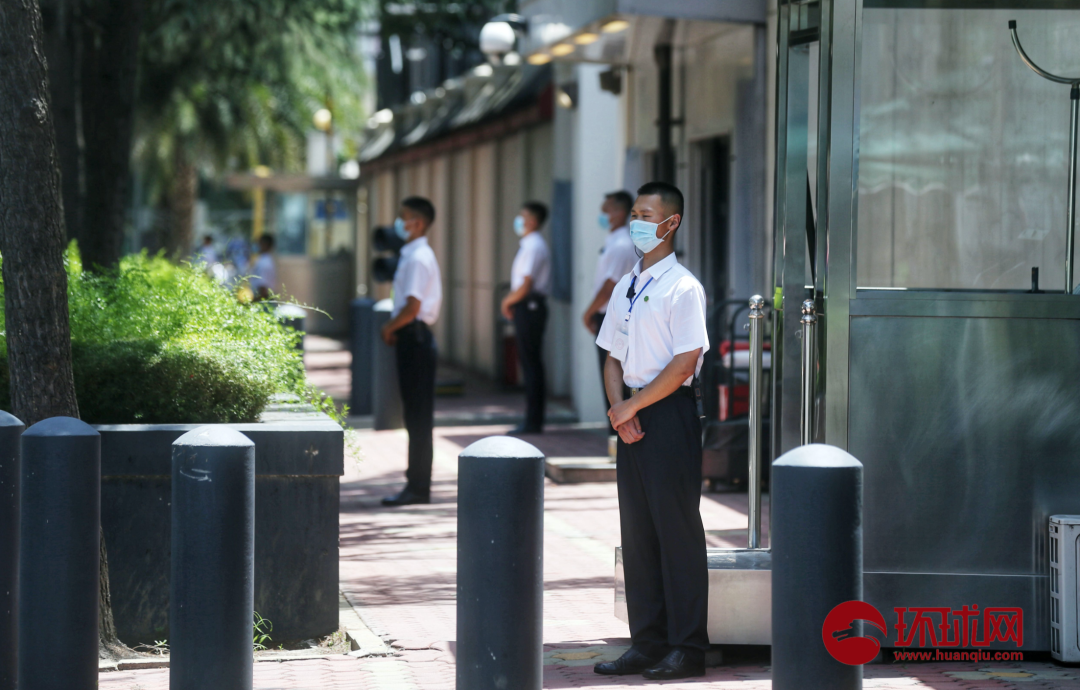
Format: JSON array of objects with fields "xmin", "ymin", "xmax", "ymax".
[
  {"xmin": 512, "ymin": 295, "xmax": 547, "ymax": 432},
  {"xmin": 395, "ymin": 321, "xmax": 437, "ymax": 495},
  {"xmin": 616, "ymin": 392, "xmax": 709, "ymax": 659}
]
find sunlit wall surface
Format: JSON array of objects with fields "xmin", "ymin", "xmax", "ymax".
[{"xmin": 858, "ymin": 8, "xmax": 1080, "ymax": 290}]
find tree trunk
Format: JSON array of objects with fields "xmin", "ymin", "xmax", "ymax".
[
  {"xmin": 79, "ymin": 0, "xmax": 143, "ymax": 269},
  {"xmin": 0, "ymin": 0, "xmax": 127, "ymax": 659},
  {"xmin": 166, "ymin": 153, "xmax": 197, "ymax": 260},
  {"xmin": 0, "ymin": 1, "xmax": 80, "ymax": 424},
  {"xmin": 40, "ymin": 0, "xmax": 84, "ymax": 246}
]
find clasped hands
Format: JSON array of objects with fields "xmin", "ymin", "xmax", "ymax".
[{"xmin": 608, "ymin": 397, "xmax": 644, "ymax": 444}]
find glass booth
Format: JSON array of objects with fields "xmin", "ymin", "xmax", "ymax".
[{"xmin": 774, "ymin": 0, "xmax": 1080, "ymax": 651}]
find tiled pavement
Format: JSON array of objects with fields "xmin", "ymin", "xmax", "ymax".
[{"xmin": 99, "ymin": 341, "xmax": 1080, "ymax": 688}]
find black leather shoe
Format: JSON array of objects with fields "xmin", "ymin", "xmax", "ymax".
[
  {"xmin": 381, "ymin": 488, "xmax": 430, "ymax": 506},
  {"xmin": 508, "ymin": 425, "xmax": 543, "ymax": 435},
  {"xmin": 594, "ymin": 647, "xmax": 663, "ymax": 675},
  {"xmin": 642, "ymin": 649, "xmax": 706, "ymax": 680}
]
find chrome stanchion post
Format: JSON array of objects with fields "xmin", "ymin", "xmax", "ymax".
[
  {"xmin": 800, "ymin": 299, "xmax": 816, "ymax": 446},
  {"xmin": 747, "ymin": 296, "xmax": 765, "ymax": 549}
]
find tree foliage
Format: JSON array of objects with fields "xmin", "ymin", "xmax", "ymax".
[{"xmin": 136, "ymin": 0, "xmax": 369, "ymax": 193}]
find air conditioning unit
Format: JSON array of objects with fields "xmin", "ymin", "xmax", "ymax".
[{"xmin": 1049, "ymin": 516, "xmax": 1080, "ymax": 661}]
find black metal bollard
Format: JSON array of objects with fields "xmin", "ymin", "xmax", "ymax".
[
  {"xmin": 18, "ymin": 417, "xmax": 100, "ymax": 690},
  {"xmin": 349, "ymin": 297, "xmax": 376, "ymax": 415},
  {"xmin": 772, "ymin": 443, "xmax": 864, "ymax": 690},
  {"xmin": 0, "ymin": 412, "xmax": 24, "ymax": 690},
  {"xmin": 372, "ymin": 300, "xmax": 403, "ymax": 430},
  {"xmin": 457, "ymin": 436, "xmax": 545, "ymax": 690},
  {"xmin": 170, "ymin": 426, "xmax": 255, "ymax": 690}
]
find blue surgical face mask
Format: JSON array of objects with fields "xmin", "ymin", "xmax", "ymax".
[
  {"xmin": 629, "ymin": 215, "xmax": 676, "ymax": 254},
  {"xmin": 598, "ymin": 213, "xmax": 610, "ymax": 232},
  {"xmin": 513, "ymin": 215, "xmax": 526, "ymax": 237},
  {"xmin": 393, "ymin": 217, "xmax": 409, "ymax": 241}
]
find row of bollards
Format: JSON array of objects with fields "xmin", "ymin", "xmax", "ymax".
[{"xmin": 0, "ymin": 415, "xmax": 256, "ymax": 690}]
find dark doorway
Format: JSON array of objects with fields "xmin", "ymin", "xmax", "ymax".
[{"xmin": 698, "ymin": 136, "xmax": 731, "ymax": 421}]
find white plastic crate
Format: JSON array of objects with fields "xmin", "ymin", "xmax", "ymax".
[{"xmin": 1049, "ymin": 515, "xmax": 1080, "ymax": 661}]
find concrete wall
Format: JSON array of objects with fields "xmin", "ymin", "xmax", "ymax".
[{"xmin": 570, "ymin": 63, "xmax": 625, "ymax": 423}]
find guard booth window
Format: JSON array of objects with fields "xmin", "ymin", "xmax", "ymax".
[{"xmin": 857, "ymin": 7, "xmax": 1080, "ymax": 291}]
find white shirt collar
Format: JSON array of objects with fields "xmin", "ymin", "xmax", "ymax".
[
  {"xmin": 519, "ymin": 230, "xmax": 543, "ymax": 246},
  {"xmin": 401, "ymin": 235, "xmax": 429, "ymax": 257},
  {"xmin": 632, "ymin": 252, "xmax": 678, "ymax": 281}
]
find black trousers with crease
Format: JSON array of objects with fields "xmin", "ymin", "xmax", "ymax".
[
  {"xmin": 395, "ymin": 321, "xmax": 437, "ymax": 494},
  {"xmin": 512, "ymin": 295, "xmax": 547, "ymax": 431},
  {"xmin": 616, "ymin": 392, "xmax": 709, "ymax": 659}
]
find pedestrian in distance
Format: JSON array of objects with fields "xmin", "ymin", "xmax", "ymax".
[
  {"xmin": 193, "ymin": 234, "xmax": 220, "ymax": 265},
  {"xmin": 247, "ymin": 234, "xmax": 279, "ymax": 301},
  {"xmin": 594, "ymin": 182, "xmax": 711, "ymax": 681},
  {"xmin": 500, "ymin": 201, "xmax": 551, "ymax": 435},
  {"xmin": 581, "ymin": 190, "xmax": 638, "ymax": 428},
  {"xmin": 381, "ymin": 196, "xmax": 443, "ymax": 506}
]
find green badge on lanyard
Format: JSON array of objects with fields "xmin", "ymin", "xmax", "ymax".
[{"xmin": 643, "ymin": 296, "xmax": 649, "ymax": 302}]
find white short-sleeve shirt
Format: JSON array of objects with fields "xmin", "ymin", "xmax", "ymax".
[
  {"xmin": 595, "ymin": 253, "xmax": 709, "ymax": 388},
  {"xmin": 592, "ymin": 226, "xmax": 638, "ymax": 313},
  {"xmin": 248, "ymin": 253, "xmax": 279, "ymax": 294},
  {"xmin": 392, "ymin": 236, "xmax": 443, "ymax": 325},
  {"xmin": 510, "ymin": 231, "xmax": 551, "ymax": 295}
]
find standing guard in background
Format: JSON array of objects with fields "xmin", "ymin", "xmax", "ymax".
[
  {"xmin": 501, "ymin": 201, "xmax": 551, "ymax": 435},
  {"xmin": 582, "ymin": 190, "xmax": 638, "ymax": 426},
  {"xmin": 594, "ymin": 182, "xmax": 710, "ymax": 681},
  {"xmin": 380, "ymin": 197, "xmax": 443, "ymax": 506}
]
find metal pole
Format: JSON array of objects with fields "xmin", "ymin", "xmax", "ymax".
[
  {"xmin": 372, "ymin": 301, "xmax": 404, "ymax": 430},
  {"xmin": 772, "ymin": 444, "xmax": 864, "ymax": 690},
  {"xmin": 800, "ymin": 299, "xmax": 817, "ymax": 445},
  {"xmin": 0, "ymin": 412, "xmax": 24, "ymax": 690},
  {"xmin": 747, "ymin": 296, "xmax": 765, "ymax": 549},
  {"xmin": 349, "ymin": 297, "xmax": 376, "ymax": 415},
  {"xmin": 457, "ymin": 436, "xmax": 545, "ymax": 690},
  {"xmin": 1067, "ymin": 85, "xmax": 1078, "ymax": 293},
  {"xmin": 170, "ymin": 427, "xmax": 255, "ymax": 690},
  {"xmin": 18, "ymin": 418, "xmax": 100, "ymax": 690}
]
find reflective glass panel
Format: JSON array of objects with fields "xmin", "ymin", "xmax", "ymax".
[{"xmin": 858, "ymin": 8, "xmax": 1080, "ymax": 290}]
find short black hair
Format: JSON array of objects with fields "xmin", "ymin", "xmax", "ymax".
[
  {"xmin": 605, "ymin": 190, "xmax": 633, "ymax": 214},
  {"xmin": 259, "ymin": 233, "xmax": 275, "ymax": 249},
  {"xmin": 521, "ymin": 201, "xmax": 548, "ymax": 227},
  {"xmin": 203, "ymin": 235, "xmax": 214, "ymax": 243},
  {"xmin": 636, "ymin": 182, "xmax": 684, "ymax": 221},
  {"xmin": 401, "ymin": 196, "xmax": 436, "ymax": 226}
]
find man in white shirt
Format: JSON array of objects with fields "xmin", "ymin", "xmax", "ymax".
[
  {"xmin": 582, "ymin": 190, "xmax": 638, "ymax": 423},
  {"xmin": 248, "ymin": 234, "xmax": 278, "ymax": 301},
  {"xmin": 593, "ymin": 182, "xmax": 710, "ymax": 681},
  {"xmin": 500, "ymin": 201, "xmax": 551, "ymax": 434},
  {"xmin": 380, "ymin": 197, "xmax": 443, "ymax": 506}
]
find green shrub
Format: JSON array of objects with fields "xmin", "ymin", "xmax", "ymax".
[{"xmin": 0, "ymin": 245, "xmax": 326, "ymax": 424}]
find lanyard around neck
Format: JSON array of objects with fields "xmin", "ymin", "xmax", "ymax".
[{"xmin": 625, "ymin": 275, "xmax": 654, "ymax": 320}]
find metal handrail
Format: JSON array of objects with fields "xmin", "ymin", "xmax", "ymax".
[{"xmin": 1009, "ymin": 20, "xmax": 1080, "ymax": 293}]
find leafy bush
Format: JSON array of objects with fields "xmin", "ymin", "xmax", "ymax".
[{"xmin": 0, "ymin": 246, "xmax": 322, "ymax": 424}]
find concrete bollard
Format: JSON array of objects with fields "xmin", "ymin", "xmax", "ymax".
[
  {"xmin": 372, "ymin": 299, "xmax": 403, "ymax": 430},
  {"xmin": 772, "ymin": 443, "xmax": 864, "ymax": 690},
  {"xmin": 170, "ymin": 426, "xmax": 255, "ymax": 690},
  {"xmin": 0, "ymin": 412, "xmax": 24, "ymax": 690},
  {"xmin": 349, "ymin": 297, "xmax": 376, "ymax": 415},
  {"xmin": 18, "ymin": 417, "xmax": 100, "ymax": 690},
  {"xmin": 457, "ymin": 437, "xmax": 545, "ymax": 690}
]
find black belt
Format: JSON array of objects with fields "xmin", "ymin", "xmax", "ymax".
[
  {"xmin": 398, "ymin": 320, "xmax": 430, "ymax": 334},
  {"xmin": 629, "ymin": 385, "xmax": 695, "ymax": 401}
]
